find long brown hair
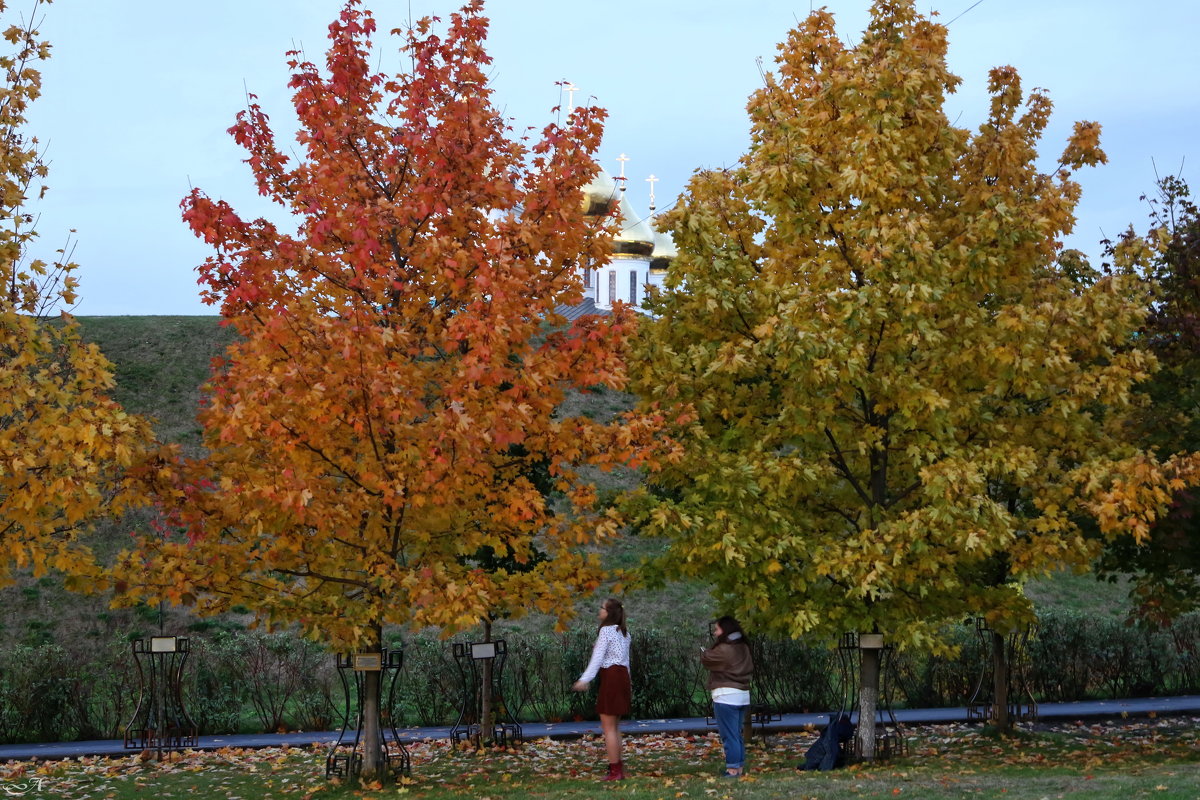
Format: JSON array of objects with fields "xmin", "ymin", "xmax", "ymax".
[
  {"xmin": 601, "ymin": 597, "xmax": 628, "ymax": 635},
  {"xmin": 713, "ymin": 615, "xmax": 748, "ymax": 648}
]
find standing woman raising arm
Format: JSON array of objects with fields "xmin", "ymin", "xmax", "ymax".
[
  {"xmin": 572, "ymin": 597, "xmax": 631, "ymax": 781},
  {"xmin": 701, "ymin": 616, "xmax": 754, "ymax": 777}
]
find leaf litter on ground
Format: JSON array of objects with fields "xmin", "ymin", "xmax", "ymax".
[{"xmin": 0, "ymin": 716, "xmax": 1197, "ymax": 799}]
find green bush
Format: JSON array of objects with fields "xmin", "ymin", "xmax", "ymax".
[
  {"xmin": 185, "ymin": 632, "xmax": 252, "ymax": 734},
  {"xmin": 2, "ymin": 610, "xmax": 1199, "ymax": 744},
  {"xmin": 750, "ymin": 635, "xmax": 839, "ymax": 713},
  {"xmin": 68, "ymin": 638, "xmax": 137, "ymax": 740},
  {"xmin": 891, "ymin": 623, "xmax": 981, "ymax": 710},
  {"xmin": 386, "ymin": 635, "xmax": 460, "ymax": 728},
  {"xmin": 1168, "ymin": 614, "xmax": 1200, "ymax": 693},
  {"xmin": 238, "ymin": 631, "xmax": 330, "ymax": 732},
  {"xmin": 502, "ymin": 630, "xmax": 593, "ymax": 723},
  {"xmin": 0, "ymin": 645, "xmax": 85, "ymax": 742}
]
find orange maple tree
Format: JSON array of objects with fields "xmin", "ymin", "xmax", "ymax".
[
  {"xmin": 115, "ymin": 0, "xmax": 643, "ymax": 778},
  {"xmin": 1, "ymin": 0, "xmax": 153, "ymax": 588}
]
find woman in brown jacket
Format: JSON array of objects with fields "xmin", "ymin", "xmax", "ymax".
[{"xmin": 700, "ymin": 616, "xmax": 754, "ymax": 777}]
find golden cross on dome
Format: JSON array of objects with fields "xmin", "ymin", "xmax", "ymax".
[
  {"xmin": 646, "ymin": 174, "xmax": 659, "ymax": 212},
  {"xmin": 562, "ymin": 82, "xmax": 579, "ymax": 115}
]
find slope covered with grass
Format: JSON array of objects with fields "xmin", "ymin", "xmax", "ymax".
[{"xmin": 0, "ymin": 316, "xmax": 1134, "ymax": 645}]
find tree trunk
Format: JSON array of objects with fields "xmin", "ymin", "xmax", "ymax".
[
  {"xmin": 480, "ymin": 618, "xmax": 494, "ymax": 745},
  {"xmin": 991, "ymin": 629, "xmax": 1012, "ymax": 733},
  {"xmin": 856, "ymin": 644, "xmax": 881, "ymax": 761},
  {"xmin": 359, "ymin": 626, "xmax": 386, "ymax": 781}
]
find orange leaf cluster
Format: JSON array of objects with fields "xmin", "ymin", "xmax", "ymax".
[{"xmin": 115, "ymin": 1, "xmax": 645, "ymax": 649}]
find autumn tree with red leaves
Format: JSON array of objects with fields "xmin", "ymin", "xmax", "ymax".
[{"xmin": 115, "ymin": 1, "xmax": 642, "ymax": 779}]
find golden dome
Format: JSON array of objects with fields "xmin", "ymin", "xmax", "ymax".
[
  {"xmin": 612, "ymin": 194, "xmax": 655, "ymax": 258},
  {"xmin": 650, "ymin": 225, "xmax": 677, "ymax": 273},
  {"xmin": 581, "ymin": 171, "xmax": 619, "ymax": 217}
]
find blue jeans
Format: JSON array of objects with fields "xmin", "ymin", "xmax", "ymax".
[{"xmin": 713, "ymin": 702, "xmax": 747, "ymax": 770}]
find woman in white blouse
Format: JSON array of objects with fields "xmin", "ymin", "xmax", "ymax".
[{"xmin": 572, "ymin": 597, "xmax": 632, "ymax": 781}]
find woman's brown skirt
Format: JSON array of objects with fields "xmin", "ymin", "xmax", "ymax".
[{"xmin": 595, "ymin": 664, "xmax": 631, "ymax": 716}]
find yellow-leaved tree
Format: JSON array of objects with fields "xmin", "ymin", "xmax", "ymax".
[
  {"xmin": 628, "ymin": 0, "xmax": 1199, "ymax": 753},
  {"xmin": 1097, "ymin": 177, "xmax": 1200, "ymax": 623},
  {"xmin": 0, "ymin": 0, "xmax": 153, "ymax": 588}
]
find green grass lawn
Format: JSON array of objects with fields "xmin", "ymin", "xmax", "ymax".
[
  {"xmin": 1024, "ymin": 570, "xmax": 1132, "ymax": 620},
  {"xmin": 6, "ymin": 717, "xmax": 1198, "ymax": 800}
]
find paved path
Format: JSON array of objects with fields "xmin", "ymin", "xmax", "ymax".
[{"xmin": 2, "ymin": 695, "xmax": 1197, "ymax": 763}]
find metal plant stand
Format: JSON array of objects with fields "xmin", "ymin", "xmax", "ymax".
[
  {"xmin": 836, "ymin": 633, "xmax": 907, "ymax": 762},
  {"xmin": 449, "ymin": 639, "xmax": 523, "ymax": 747},
  {"xmin": 123, "ymin": 636, "xmax": 198, "ymax": 758},
  {"xmin": 967, "ymin": 618, "xmax": 1038, "ymax": 723},
  {"xmin": 325, "ymin": 649, "xmax": 410, "ymax": 781}
]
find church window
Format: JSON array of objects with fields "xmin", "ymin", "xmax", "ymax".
[{"xmin": 608, "ymin": 270, "xmax": 616, "ymax": 306}]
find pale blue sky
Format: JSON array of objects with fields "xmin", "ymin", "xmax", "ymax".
[{"xmin": 24, "ymin": 0, "xmax": 1199, "ymax": 315}]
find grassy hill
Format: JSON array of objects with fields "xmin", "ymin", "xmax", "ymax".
[
  {"xmin": 0, "ymin": 318, "xmax": 239, "ymax": 646},
  {"xmin": 0, "ymin": 316, "xmax": 1133, "ymax": 647},
  {"xmin": 77, "ymin": 316, "xmax": 239, "ymax": 451},
  {"xmin": 2, "ymin": 316, "xmax": 715, "ymax": 642}
]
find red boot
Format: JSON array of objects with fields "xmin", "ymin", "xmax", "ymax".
[{"xmin": 602, "ymin": 761, "xmax": 625, "ymax": 781}]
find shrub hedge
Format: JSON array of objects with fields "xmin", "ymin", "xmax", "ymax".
[{"xmin": 0, "ymin": 611, "xmax": 1196, "ymax": 744}]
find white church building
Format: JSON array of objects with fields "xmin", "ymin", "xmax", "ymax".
[{"xmin": 557, "ymin": 158, "xmax": 677, "ymax": 321}]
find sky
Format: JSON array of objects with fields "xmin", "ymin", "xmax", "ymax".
[{"xmin": 22, "ymin": 0, "xmax": 1200, "ymax": 315}]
